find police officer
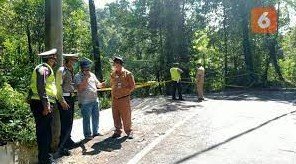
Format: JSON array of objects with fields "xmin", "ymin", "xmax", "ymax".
[
  {"xmin": 110, "ymin": 57, "xmax": 135, "ymax": 139},
  {"xmin": 55, "ymin": 53, "xmax": 79, "ymax": 156},
  {"xmin": 29, "ymin": 48, "xmax": 57, "ymax": 164},
  {"xmin": 196, "ymin": 61, "xmax": 205, "ymax": 102},
  {"xmin": 170, "ymin": 63, "xmax": 184, "ymax": 100}
]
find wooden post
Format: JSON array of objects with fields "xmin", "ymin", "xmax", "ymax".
[{"xmin": 45, "ymin": 0, "xmax": 63, "ymax": 150}]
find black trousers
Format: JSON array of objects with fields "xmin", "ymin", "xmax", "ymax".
[
  {"xmin": 172, "ymin": 81, "xmax": 183, "ymax": 99},
  {"xmin": 57, "ymin": 96, "xmax": 75, "ymax": 148},
  {"xmin": 30, "ymin": 100, "xmax": 53, "ymax": 163}
]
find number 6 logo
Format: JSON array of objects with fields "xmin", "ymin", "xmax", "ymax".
[
  {"xmin": 258, "ymin": 12, "xmax": 271, "ymax": 29},
  {"xmin": 251, "ymin": 7, "xmax": 277, "ymax": 34}
]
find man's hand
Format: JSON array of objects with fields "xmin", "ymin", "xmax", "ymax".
[
  {"xmin": 100, "ymin": 81, "xmax": 106, "ymax": 88},
  {"xmin": 61, "ymin": 101, "xmax": 70, "ymax": 110},
  {"xmin": 42, "ymin": 103, "xmax": 52, "ymax": 116}
]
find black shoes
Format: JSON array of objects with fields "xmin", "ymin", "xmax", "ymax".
[
  {"xmin": 198, "ymin": 98, "xmax": 205, "ymax": 102},
  {"xmin": 127, "ymin": 133, "xmax": 134, "ymax": 139},
  {"xmin": 40, "ymin": 156, "xmax": 56, "ymax": 164},
  {"xmin": 93, "ymin": 133, "xmax": 103, "ymax": 137},
  {"xmin": 64, "ymin": 140, "xmax": 80, "ymax": 149},
  {"xmin": 111, "ymin": 132, "xmax": 133, "ymax": 139},
  {"xmin": 0, "ymin": 141, "xmax": 7, "ymax": 146},
  {"xmin": 172, "ymin": 97, "xmax": 184, "ymax": 101},
  {"xmin": 111, "ymin": 133, "xmax": 121, "ymax": 138},
  {"xmin": 59, "ymin": 148, "xmax": 71, "ymax": 156},
  {"xmin": 84, "ymin": 136, "xmax": 93, "ymax": 140}
]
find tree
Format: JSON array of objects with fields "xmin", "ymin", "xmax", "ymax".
[
  {"xmin": 45, "ymin": 0, "xmax": 63, "ymax": 150},
  {"xmin": 63, "ymin": 0, "xmax": 91, "ymax": 54},
  {"xmin": 88, "ymin": 0, "xmax": 103, "ymax": 80}
]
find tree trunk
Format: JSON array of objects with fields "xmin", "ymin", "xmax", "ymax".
[
  {"xmin": 223, "ymin": 5, "xmax": 228, "ymax": 86},
  {"xmin": 88, "ymin": 0, "xmax": 103, "ymax": 81},
  {"xmin": 163, "ymin": 0, "xmax": 190, "ymax": 94},
  {"xmin": 26, "ymin": 24, "xmax": 33, "ymax": 63},
  {"xmin": 268, "ymin": 37, "xmax": 285, "ymax": 82},
  {"xmin": 158, "ymin": 25, "xmax": 164, "ymax": 94},
  {"xmin": 45, "ymin": 0, "xmax": 63, "ymax": 151},
  {"xmin": 262, "ymin": 55, "xmax": 270, "ymax": 86},
  {"xmin": 241, "ymin": 2, "xmax": 257, "ymax": 85}
]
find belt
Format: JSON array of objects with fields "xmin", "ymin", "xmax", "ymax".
[
  {"xmin": 117, "ymin": 95, "xmax": 130, "ymax": 99},
  {"xmin": 63, "ymin": 93, "xmax": 75, "ymax": 97}
]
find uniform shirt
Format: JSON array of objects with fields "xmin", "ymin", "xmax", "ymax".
[
  {"xmin": 74, "ymin": 71, "xmax": 100, "ymax": 104},
  {"xmin": 110, "ymin": 68, "xmax": 135, "ymax": 99},
  {"xmin": 196, "ymin": 66, "xmax": 205, "ymax": 84},
  {"xmin": 35, "ymin": 64, "xmax": 55, "ymax": 106},
  {"xmin": 56, "ymin": 66, "xmax": 75, "ymax": 103}
]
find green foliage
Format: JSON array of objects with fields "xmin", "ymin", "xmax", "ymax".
[
  {"xmin": 0, "ymin": 83, "xmax": 35, "ymax": 143},
  {"xmin": 63, "ymin": 0, "xmax": 91, "ymax": 54},
  {"xmin": 191, "ymin": 29, "xmax": 224, "ymax": 91},
  {"xmin": 1, "ymin": 0, "xmax": 296, "ymax": 143},
  {"xmin": 280, "ymin": 28, "xmax": 296, "ymax": 84},
  {"xmin": 99, "ymin": 93, "xmax": 112, "ymax": 109}
]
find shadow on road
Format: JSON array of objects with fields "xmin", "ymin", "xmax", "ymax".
[
  {"xmin": 207, "ymin": 89, "xmax": 296, "ymax": 104},
  {"xmin": 82, "ymin": 136, "xmax": 128, "ymax": 156},
  {"xmin": 145, "ymin": 98, "xmax": 202, "ymax": 115},
  {"xmin": 174, "ymin": 109, "xmax": 296, "ymax": 164}
]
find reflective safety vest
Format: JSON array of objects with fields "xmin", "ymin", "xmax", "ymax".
[
  {"xmin": 170, "ymin": 67, "xmax": 181, "ymax": 82},
  {"xmin": 30, "ymin": 63, "xmax": 57, "ymax": 103}
]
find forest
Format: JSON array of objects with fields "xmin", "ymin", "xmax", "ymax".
[{"xmin": 1, "ymin": 0, "xmax": 296, "ymax": 143}]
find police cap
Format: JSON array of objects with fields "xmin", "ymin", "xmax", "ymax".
[
  {"xmin": 173, "ymin": 62, "xmax": 179, "ymax": 66},
  {"xmin": 38, "ymin": 48, "xmax": 57, "ymax": 58},
  {"xmin": 63, "ymin": 53, "xmax": 79, "ymax": 60},
  {"xmin": 113, "ymin": 56, "xmax": 124, "ymax": 65}
]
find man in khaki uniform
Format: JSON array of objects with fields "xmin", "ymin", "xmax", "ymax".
[
  {"xmin": 110, "ymin": 56, "xmax": 135, "ymax": 139},
  {"xmin": 196, "ymin": 62, "xmax": 205, "ymax": 102}
]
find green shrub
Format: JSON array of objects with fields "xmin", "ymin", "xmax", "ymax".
[
  {"xmin": 100, "ymin": 93, "xmax": 111, "ymax": 109},
  {"xmin": 0, "ymin": 83, "xmax": 35, "ymax": 144}
]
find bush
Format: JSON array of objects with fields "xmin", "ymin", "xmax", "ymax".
[
  {"xmin": 99, "ymin": 92, "xmax": 112, "ymax": 109},
  {"xmin": 0, "ymin": 83, "xmax": 35, "ymax": 144}
]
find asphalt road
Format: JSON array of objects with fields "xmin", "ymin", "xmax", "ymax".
[{"xmin": 59, "ymin": 90, "xmax": 296, "ymax": 164}]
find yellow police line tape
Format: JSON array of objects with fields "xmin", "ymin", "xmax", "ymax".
[
  {"xmin": 225, "ymin": 84, "xmax": 246, "ymax": 88},
  {"xmin": 97, "ymin": 80, "xmax": 173, "ymax": 92},
  {"xmin": 97, "ymin": 76, "xmax": 256, "ymax": 92}
]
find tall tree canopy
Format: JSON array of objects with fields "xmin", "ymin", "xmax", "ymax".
[{"xmin": 1, "ymin": 0, "xmax": 296, "ymax": 92}]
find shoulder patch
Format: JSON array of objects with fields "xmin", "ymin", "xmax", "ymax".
[{"xmin": 38, "ymin": 66, "xmax": 49, "ymax": 76}]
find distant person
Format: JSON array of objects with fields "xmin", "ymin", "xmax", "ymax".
[
  {"xmin": 55, "ymin": 53, "xmax": 79, "ymax": 156},
  {"xmin": 110, "ymin": 56, "xmax": 135, "ymax": 139},
  {"xmin": 170, "ymin": 63, "xmax": 184, "ymax": 100},
  {"xmin": 29, "ymin": 48, "xmax": 57, "ymax": 164},
  {"xmin": 196, "ymin": 61, "xmax": 205, "ymax": 101},
  {"xmin": 74, "ymin": 59, "xmax": 105, "ymax": 140}
]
